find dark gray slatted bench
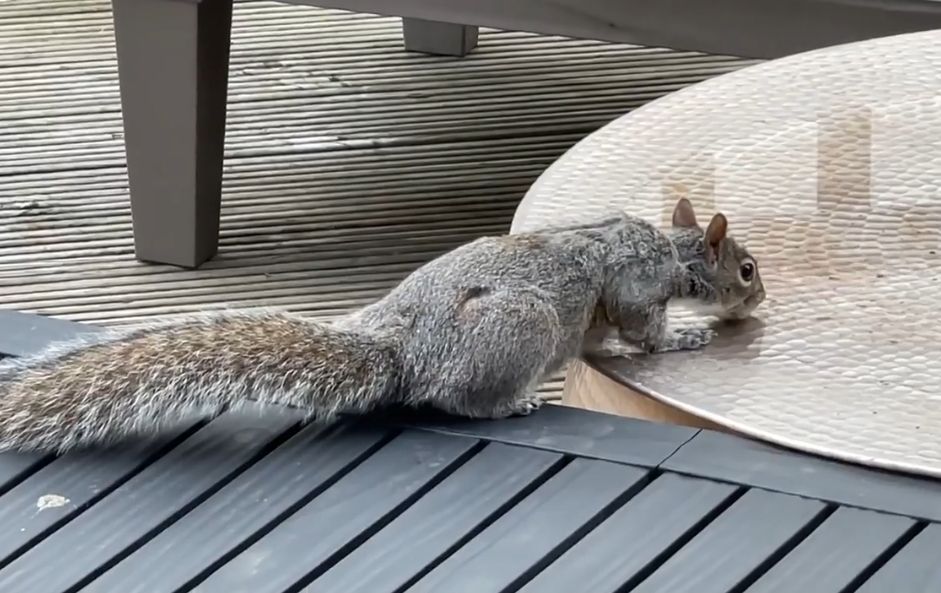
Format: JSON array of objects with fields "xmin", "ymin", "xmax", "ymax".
[{"xmin": 1, "ymin": 309, "xmax": 940, "ymax": 593}]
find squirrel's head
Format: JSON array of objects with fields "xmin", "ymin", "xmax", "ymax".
[{"xmin": 669, "ymin": 198, "xmax": 766, "ymax": 321}]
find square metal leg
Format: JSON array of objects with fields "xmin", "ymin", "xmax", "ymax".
[
  {"xmin": 402, "ymin": 17, "xmax": 478, "ymax": 57},
  {"xmin": 112, "ymin": 0, "xmax": 234, "ymax": 268}
]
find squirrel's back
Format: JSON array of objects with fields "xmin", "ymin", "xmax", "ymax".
[{"xmin": 0, "ymin": 310, "xmax": 400, "ymax": 452}]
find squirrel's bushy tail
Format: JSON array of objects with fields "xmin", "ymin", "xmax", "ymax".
[{"xmin": 0, "ymin": 310, "xmax": 400, "ymax": 453}]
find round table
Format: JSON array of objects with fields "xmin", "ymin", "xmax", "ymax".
[{"xmin": 511, "ymin": 29, "xmax": 941, "ymax": 477}]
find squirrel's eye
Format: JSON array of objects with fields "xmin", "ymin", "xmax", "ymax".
[{"xmin": 739, "ymin": 262, "xmax": 755, "ymax": 283}]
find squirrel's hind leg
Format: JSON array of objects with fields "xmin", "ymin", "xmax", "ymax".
[{"xmin": 425, "ymin": 287, "xmax": 562, "ymax": 420}]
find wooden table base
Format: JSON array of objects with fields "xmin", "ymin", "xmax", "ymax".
[{"xmin": 561, "ymin": 359, "xmax": 729, "ymax": 433}]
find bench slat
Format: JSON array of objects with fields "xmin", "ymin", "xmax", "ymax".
[
  {"xmin": 663, "ymin": 430, "xmax": 941, "ymax": 521},
  {"xmin": 518, "ymin": 473, "xmax": 738, "ymax": 593},
  {"xmin": 746, "ymin": 506, "xmax": 916, "ymax": 593},
  {"xmin": 404, "ymin": 457, "xmax": 649, "ymax": 593},
  {"xmin": 630, "ymin": 488, "xmax": 828, "ymax": 593},
  {"xmin": 0, "ymin": 310, "xmax": 101, "ymax": 357},
  {"xmin": 0, "ymin": 408, "xmax": 300, "ymax": 593},
  {"xmin": 0, "ymin": 425, "xmax": 194, "ymax": 566},
  {"xmin": 398, "ymin": 403, "xmax": 698, "ymax": 468},
  {"xmin": 855, "ymin": 525, "xmax": 941, "ymax": 593},
  {"xmin": 81, "ymin": 422, "xmax": 394, "ymax": 593},
  {"xmin": 309, "ymin": 442, "xmax": 564, "ymax": 593},
  {"xmin": 190, "ymin": 429, "xmax": 481, "ymax": 593},
  {"xmin": 0, "ymin": 453, "xmax": 49, "ymax": 497}
]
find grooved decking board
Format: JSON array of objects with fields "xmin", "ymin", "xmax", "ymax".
[
  {"xmin": 403, "ymin": 457, "xmax": 649, "ymax": 593},
  {"xmin": 82, "ymin": 422, "xmax": 396, "ymax": 593},
  {"xmin": 0, "ymin": 425, "xmax": 194, "ymax": 566},
  {"xmin": 663, "ymin": 430, "xmax": 941, "ymax": 521},
  {"xmin": 0, "ymin": 1, "xmax": 751, "ymax": 405},
  {"xmin": 0, "ymin": 408, "xmax": 301, "ymax": 593},
  {"xmin": 518, "ymin": 473, "xmax": 739, "ymax": 593},
  {"xmin": 397, "ymin": 403, "xmax": 697, "ymax": 467},
  {"xmin": 629, "ymin": 489, "xmax": 829, "ymax": 593},
  {"xmin": 745, "ymin": 507, "xmax": 917, "ymax": 593},
  {"xmin": 0, "ymin": 1, "xmax": 750, "ymax": 366},
  {"xmin": 855, "ymin": 525, "xmax": 941, "ymax": 593},
  {"xmin": 189, "ymin": 430, "xmax": 482, "ymax": 593},
  {"xmin": 308, "ymin": 442, "xmax": 564, "ymax": 593}
]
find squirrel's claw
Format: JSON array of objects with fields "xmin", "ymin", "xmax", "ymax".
[
  {"xmin": 648, "ymin": 327, "xmax": 715, "ymax": 353},
  {"xmin": 506, "ymin": 393, "xmax": 546, "ymax": 417},
  {"xmin": 676, "ymin": 327, "xmax": 716, "ymax": 349}
]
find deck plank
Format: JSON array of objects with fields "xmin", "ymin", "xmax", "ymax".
[
  {"xmin": 0, "ymin": 0, "xmax": 750, "ymax": 347},
  {"xmin": 0, "ymin": 1, "xmax": 750, "ymax": 403}
]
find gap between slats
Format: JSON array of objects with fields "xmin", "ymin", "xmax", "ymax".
[
  {"xmin": 842, "ymin": 523, "xmax": 930, "ymax": 593},
  {"xmin": 0, "ymin": 421, "xmax": 209, "ymax": 571}
]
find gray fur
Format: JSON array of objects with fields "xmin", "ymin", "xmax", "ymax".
[{"xmin": 0, "ymin": 199, "xmax": 764, "ymax": 452}]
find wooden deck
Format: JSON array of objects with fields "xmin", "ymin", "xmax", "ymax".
[{"xmin": 0, "ymin": 0, "xmax": 753, "ymax": 398}]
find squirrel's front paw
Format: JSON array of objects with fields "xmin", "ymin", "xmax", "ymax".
[
  {"xmin": 506, "ymin": 393, "xmax": 546, "ymax": 417},
  {"xmin": 676, "ymin": 327, "xmax": 715, "ymax": 349},
  {"xmin": 650, "ymin": 327, "xmax": 715, "ymax": 353},
  {"xmin": 459, "ymin": 393, "xmax": 546, "ymax": 420}
]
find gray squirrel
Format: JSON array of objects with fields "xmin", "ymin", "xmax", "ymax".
[{"xmin": 0, "ymin": 198, "xmax": 764, "ymax": 453}]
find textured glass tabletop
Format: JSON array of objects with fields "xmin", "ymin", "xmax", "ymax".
[{"xmin": 512, "ymin": 29, "xmax": 941, "ymax": 477}]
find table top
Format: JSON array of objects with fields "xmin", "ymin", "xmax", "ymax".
[
  {"xmin": 511, "ymin": 28, "xmax": 941, "ymax": 478},
  {"xmin": 1, "ymin": 309, "xmax": 941, "ymax": 593}
]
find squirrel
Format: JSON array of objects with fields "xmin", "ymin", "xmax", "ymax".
[{"xmin": 0, "ymin": 198, "xmax": 764, "ymax": 453}]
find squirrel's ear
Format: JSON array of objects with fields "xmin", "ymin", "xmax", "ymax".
[
  {"xmin": 671, "ymin": 198, "xmax": 699, "ymax": 228},
  {"xmin": 704, "ymin": 213, "xmax": 727, "ymax": 266}
]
